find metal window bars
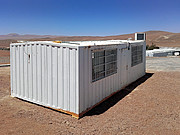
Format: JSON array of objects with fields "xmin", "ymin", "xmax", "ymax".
[
  {"xmin": 131, "ymin": 45, "xmax": 143, "ymax": 67},
  {"xmin": 92, "ymin": 49, "xmax": 117, "ymax": 82}
]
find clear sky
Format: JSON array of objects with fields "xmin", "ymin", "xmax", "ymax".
[{"xmin": 0, "ymin": 0, "xmax": 180, "ymax": 36}]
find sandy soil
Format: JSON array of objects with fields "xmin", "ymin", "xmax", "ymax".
[
  {"xmin": 0, "ymin": 50, "xmax": 10, "ymax": 64},
  {"xmin": 0, "ymin": 67, "xmax": 180, "ymax": 135},
  {"xmin": 0, "ymin": 50, "xmax": 10, "ymax": 57}
]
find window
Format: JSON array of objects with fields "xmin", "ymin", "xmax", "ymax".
[
  {"xmin": 131, "ymin": 45, "xmax": 143, "ymax": 67},
  {"xmin": 137, "ymin": 34, "xmax": 145, "ymax": 40},
  {"xmin": 92, "ymin": 49, "xmax": 117, "ymax": 82}
]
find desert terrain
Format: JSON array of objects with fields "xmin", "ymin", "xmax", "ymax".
[
  {"xmin": 0, "ymin": 50, "xmax": 10, "ymax": 64},
  {"xmin": 0, "ymin": 65, "xmax": 180, "ymax": 134},
  {"xmin": 0, "ymin": 31, "xmax": 180, "ymax": 48},
  {"xmin": 0, "ymin": 30, "xmax": 180, "ymax": 65},
  {"xmin": 1, "ymin": 30, "xmax": 180, "ymax": 65},
  {"xmin": 0, "ymin": 31, "xmax": 180, "ymax": 134}
]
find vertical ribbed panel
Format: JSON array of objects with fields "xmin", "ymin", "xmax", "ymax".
[
  {"xmin": 41, "ymin": 45, "xmax": 45, "ymax": 103},
  {"xmin": 79, "ymin": 47, "xmax": 84, "ymax": 113},
  {"xmin": 24, "ymin": 45, "xmax": 28, "ymax": 99},
  {"xmin": 10, "ymin": 41, "xmax": 146, "ymax": 115},
  {"xmin": 47, "ymin": 45, "xmax": 52, "ymax": 105},
  {"xmin": 70, "ymin": 48, "xmax": 77, "ymax": 113},
  {"xmin": 32, "ymin": 45, "xmax": 37, "ymax": 101},
  {"xmin": 76, "ymin": 48, "xmax": 79, "ymax": 114},
  {"xmin": 58, "ymin": 47, "xmax": 64, "ymax": 109},
  {"xmin": 28, "ymin": 45, "xmax": 32, "ymax": 100},
  {"xmin": 16, "ymin": 46, "xmax": 20, "ymax": 96},
  {"xmin": 52, "ymin": 47, "xmax": 58, "ymax": 107},
  {"xmin": 11, "ymin": 46, "xmax": 16, "ymax": 96},
  {"xmin": 10, "ymin": 46, "xmax": 13, "ymax": 96},
  {"xmin": 63, "ymin": 48, "xmax": 68, "ymax": 110},
  {"xmin": 79, "ymin": 43, "xmax": 146, "ymax": 113},
  {"xmin": 11, "ymin": 43, "xmax": 79, "ymax": 114},
  {"xmin": 44, "ymin": 46, "xmax": 48, "ymax": 105}
]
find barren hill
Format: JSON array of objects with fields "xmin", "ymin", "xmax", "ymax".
[{"xmin": 0, "ymin": 31, "xmax": 180, "ymax": 47}]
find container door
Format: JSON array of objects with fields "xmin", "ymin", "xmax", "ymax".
[{"xmin": 121, "ymin": 48, "xmax": 128, "ymax": 87}]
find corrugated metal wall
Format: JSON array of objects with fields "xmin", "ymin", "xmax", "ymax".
[
  {"xmin": 11, "ymin": 41, "xmax": 146, "ymax": 116},
  {"xmin": 128, "ymin": 42, "xmax": 146, "ymax": 84},
  {"xmin": 10, "ymin": 44, "xmax": 79, "ymax": 114},
  {"xmin": 78, "ymin": 42, "xmax": 146, "ymax": 113}
]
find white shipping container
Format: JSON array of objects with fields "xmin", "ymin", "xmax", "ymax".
[{"xmin": 10, "ymin": 40, "xmax": 146, "ymax": 118}]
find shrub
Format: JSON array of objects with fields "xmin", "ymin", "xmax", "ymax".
[{"xmin": 146, "ymin": 43, "xmax": 159, "ymax": 50}]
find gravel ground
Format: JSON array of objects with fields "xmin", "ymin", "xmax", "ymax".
[
  {"xmin": 146, "ymin": 57, "xmax": 180, "ymax": 72},
  {"xmin": 0, "ymin": 50, "xmax": 10, "ymax": 64},
  {"xmin": 0, "ymin": 67, "xmax": 180, "ymax": 135},
  {"xmin": 0, "ymin": 50, "xmax": 9, "ymax": 57}
]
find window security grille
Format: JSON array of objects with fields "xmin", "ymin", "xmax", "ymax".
[
  {"xmin": 131, "ymin": 45, "xmax": 143, "ymax": 67},
  {"xmin": 92, "ymin": 49, "xmax": 117, "ymax": 82}
]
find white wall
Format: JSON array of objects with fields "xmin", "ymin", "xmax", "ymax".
[
  {"xmin": 78, "ymin": 42, "xmax": 146, "ymax": 113},
  {"xmin": 11, "ymin": 41, "xmax": 146, "ymax": 115},
  {"xmin": 11, "ymin": 44, "xmax": 80, "ymax": 114}
]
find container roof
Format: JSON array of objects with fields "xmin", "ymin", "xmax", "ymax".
[
  {"xmin": 10, "ymin": 40, "xmax": 145, "ymax": 48},
  {"xmin": 146, "ymin": 49, "xmax": 176, "ymax": 54}
]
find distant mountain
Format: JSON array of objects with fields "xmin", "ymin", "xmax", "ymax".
[
  {"xmin": 0, "ymin": 31, "xmax": 180, "ymax": 47},
  {"xmin": 0, "ymin": 33, "xmax": 60, "ymax": 40}
]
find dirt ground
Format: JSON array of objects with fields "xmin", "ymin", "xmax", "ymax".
[
  {"xmin": 0, "ymin": 50, "xmax": 10, "ymax": 64},
  {"xmin": 0, "ymin": 50, "xmax": 9, "ymax": 57},
  {"xmin": 0, "ymin": 67, "xmax": 180, "ymax": 135},
  {"xmin": 146, "ymin": 57, "xmax": 180, "ymax": 72}
]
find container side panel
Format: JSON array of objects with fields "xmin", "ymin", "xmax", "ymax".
[
  {"xmin": 20, "ymin": 45, "xmax": 24, "ymax": 97},
  {"xmin": 83, "ymin": 48, "xmax": 88, "ymax": 110},
  {"xmin": 63, "ymin": 48, "xmax": 70, "ymax": 110},
  {"xmin": 11, "ymin": 46, "xmax": 16, "ymax": 96},
  {"xmin": 45, "ymin": 46, "xmax": 48, "ymax": 104},
  {"xmin": 128, "ymin": 42, "xmax": 146, "ymax": 85},
  {"xmin": 69, "ymin": 49, "xmax": 76, "ymax": 113},
  {"xmin": 52, "ymin": 47, "xmax": 58, "ymax": 107},
  {"xmin": 76, "ymin": 48, "xmax": 79, "ymax": 114},
  {"xmin": 24, "ymin": 45, "xmax": 28, "ymax": 99},
  {"xmin": 95, "ymin": 80, "xmax": 99, "ymax": 104},
  {"xmin": 58, "ymin": 47, "xmax": 64, "ymax": 109},
  {"xmin": 41, "ymin": 45, "xmax": 45, "ymax": 103},
  {"xmin": 117, "ymin": 47, "xmax": 121, "ymax": 90},
  {"xmin": 10, "ymin": 46, "xmax": 13, "ymax": 96},
  {"xmin": 47, "ymin": 46, "xmax": 52, "ymax": 106},
  {"xmin": 32, "ymin": 45, "xmax": 37, "ymax": 101},
  {"xmin": 79, "ymin": 45, "xmax": 128, "ymax": 113},
  {"xmin": 88, "ymin": 50, "xmax": 93, "ymax": 108},
  {"xmin": 107, "ymin": 74, "xmax": 111, "ymax": 96},
  {"xmin": 111, "ymin": 72, "xmax": 114, "ymax": 94},
  {"xmin": 28, "ymin": 45, "xmax": 33, "ymax": 100},
  {"xmin": 11, "ymin": 44, "xmax": 84, "ymax": 115},
  {"xmin": 67, "ymin": 48, "xmax": 70, "ymax": 111},
  {"xmin": 102, "ymin": 77, "xmax": 105, "ymax": 100},
  {"xmin": 143, "ymin": 42, "xmax": 146, "ymax": 73},
  {"xmin": 63, "ymin": 48, "xmax": 67, "ymax": 110},
  {"xmin": 19, "ymin": 45, "xmax": 22, "ymax": 97},
  {"xmin": 99, "ymin": 80, "xmax": 103, "ymax": 102},
  {"xmin": 37, "ymin": 45, "xmax": 42, "ymax": 102},
  {"xmin": 79, "ymin": 48, "xmax": 85, "ymax": 113},
  {"xmin": 16, "ymin": 46, "xmax": 20, "ymax": 96},
  {"xmin": 87, "ymin": 49, "xmax": 91, "ymax": 108}
]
